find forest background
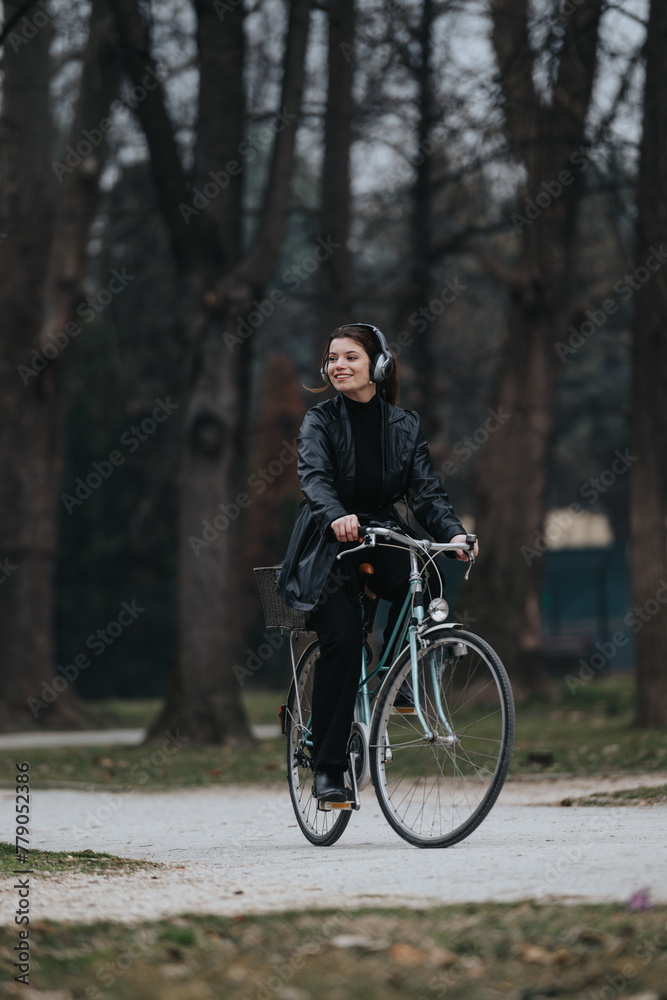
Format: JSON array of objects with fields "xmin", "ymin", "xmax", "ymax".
[{"xmin": 0, "ymin": 0, "xmax": 665, "ymax": 744}]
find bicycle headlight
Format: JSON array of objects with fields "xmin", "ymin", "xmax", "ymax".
[{"xmin": 428, "ymin": 598, "xmax": 449, "ymax": 622}]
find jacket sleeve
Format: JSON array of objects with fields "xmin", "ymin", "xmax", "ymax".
[
  {"xmin": 297, "ymin": 408, "xmax": 349, "ymax": 537},
  {"xmin": 406, "ymin": 418, "xmax": 465, "ymax": 544}
]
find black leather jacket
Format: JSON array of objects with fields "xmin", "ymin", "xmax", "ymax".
[{"xmin": 276, "ymin": 392, "xmax": 465, "ymax": 611}]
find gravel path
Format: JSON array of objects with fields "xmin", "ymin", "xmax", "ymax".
[{"xmin": 2, "ymin": 774, "xmax": 666, "ymax": 924}]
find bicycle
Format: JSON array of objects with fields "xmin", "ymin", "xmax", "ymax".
[{"xmin": 254, "ymin": 525, "xmax": 515, "ymax": 849}]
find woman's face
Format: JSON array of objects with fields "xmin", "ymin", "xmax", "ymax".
[{"xmin": 326, "ymin": 337, "xmax": 376, "ymax": 401}]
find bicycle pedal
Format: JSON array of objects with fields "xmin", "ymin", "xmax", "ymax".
[
  {"xmin": 330, "ymin": 801, "xmax": 352, "ymax": 810},
  {"xmin": 392, "ymin": 706, "xmax": 417, "ymax": 715}
]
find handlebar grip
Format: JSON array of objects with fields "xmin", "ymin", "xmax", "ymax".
[
  {"xmin": 465, "ymin": 533, "xmax": 477, "ymax": 547},
  {"xmin": 357, "ymin": 526, "xmax": 367, "ymax": 538}
]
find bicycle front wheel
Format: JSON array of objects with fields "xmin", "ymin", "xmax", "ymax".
[
  {"xmin": 370, "ymin": 627, "xmax": 514, "ymax": 848},
  {"xmin": 286, "ymin": 641, "xmax": 352, "ymax": 847}
]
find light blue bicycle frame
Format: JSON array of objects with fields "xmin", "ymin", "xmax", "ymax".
[
  {"xmin": 355, "ymin": 546, "xmax": 454, "ymax": 740},
  {"xmin": 294, "ymin": 539, "xmax": 457, "ymax": 749}
]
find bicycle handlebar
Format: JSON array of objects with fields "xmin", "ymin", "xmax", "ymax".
[{"xmin": 336, "ymin": 525, "xmax": 477, "ymax": 560}]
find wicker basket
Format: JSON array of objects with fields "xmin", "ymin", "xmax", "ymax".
[{"xmin": 254, "ymin": 565, "xmax": 312, "ymax": 632}]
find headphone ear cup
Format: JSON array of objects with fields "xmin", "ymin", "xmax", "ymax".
[
  {"xmin": 321, "ymin": 366, "xmax": 329, "ymax": 384},
  {"xmin": 369, "ymin": 352, "xmax": 393, "ymax": 383}
]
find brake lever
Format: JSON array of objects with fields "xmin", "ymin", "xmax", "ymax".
[
  {"xmin": 463, "ymin": 533, "xmax": 477, "ymax": 581},
  {"xmin": 335, "ymin": 536, "xmax": 373, "ymax": 560}
]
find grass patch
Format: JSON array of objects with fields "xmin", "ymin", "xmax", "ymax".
[
  {"xmin": 0, "ymin": 739, "xmax": 287, "ymax": 790},
  {"xmin": 573, "ymin": 784, "xmax": 667, "ymax": 807},
  {"xmin": 85, "ymin": 692, "xmax": 282, "ymax": 730},
  {"xmin": 514, "ymin": 676, "xmax": 667, "ymax": 776},
  {"xmin": 0, "ymin": 841, "xmax": 161, "ymax": 876},
  {"xmin": 1, "ymin": 678, "xmax": 665, "ymax": 789},
  {"xmin": 2, "ymin": 903, "xmax": 666, "ymax": 999},
  {"xmin": 87, "ymin": 699, "xmax": 164, "ymax": 729}
]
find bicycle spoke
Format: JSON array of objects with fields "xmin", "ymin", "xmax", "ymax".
[{"xmin": 371, "ymin": 629, "xmax": 514, "ymax": 847}]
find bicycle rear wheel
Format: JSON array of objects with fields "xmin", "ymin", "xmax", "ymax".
[
  {"xmin": 286, "ymin": 642, "xmax": 352, "ymax": 847},
  {"xmin": 370, "ymin": 627, "xmax": 514, "ymax": 848}
]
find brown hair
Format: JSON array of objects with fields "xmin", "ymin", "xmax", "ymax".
[{"xmin": 305, "ymin": 325, "xmax": 400, "ymax": 405}]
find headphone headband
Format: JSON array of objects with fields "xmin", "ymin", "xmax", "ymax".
[{"xmin": 321, "ymin": 322, "xmax": 394, "ymax": 386}]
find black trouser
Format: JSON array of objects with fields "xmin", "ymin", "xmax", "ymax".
[{"xmin": 307, "ymin": 544, "xmax": 412, "ymax": 771}]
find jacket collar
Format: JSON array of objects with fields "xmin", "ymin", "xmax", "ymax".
[{"xmin": 328, "ymin": 389, "xmax": 402, "ymax": 423}]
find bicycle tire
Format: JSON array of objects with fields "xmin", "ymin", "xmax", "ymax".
[
  {"xmin": 286, "ymin": 641, "xmax": 352, "ymax": 847},
  {"xmin": 370, "ymin": 627, "xmax": 514, "ymax": 848}
]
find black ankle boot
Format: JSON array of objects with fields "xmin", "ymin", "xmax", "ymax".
[{"xmin": 313, "ymin": 768, "xmax": 347, "ymax": 802}]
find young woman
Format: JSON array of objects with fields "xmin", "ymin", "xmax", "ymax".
[{"xmin": 276, "ymin": 323, "xmax": 478, "ymax": 802}]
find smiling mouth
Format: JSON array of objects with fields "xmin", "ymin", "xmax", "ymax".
[{"xmin": 335, "ymin": 374, "xmax": 352, "ymax": 380}]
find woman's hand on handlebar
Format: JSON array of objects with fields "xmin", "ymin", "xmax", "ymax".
[
  {"xmin": 331, "ymin": 514, "xmax": 360, "ymax": 542},
  {"xmin": 449, "ymin": 533, "xmax": 479, "ymax": 562}
]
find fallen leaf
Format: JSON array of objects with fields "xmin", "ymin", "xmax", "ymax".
[
  {"xmin": 430, "ymin": 946, "xmax": 459, "ymax": 968},
  {"xmin": 627, "ymin": 888, "xmax": 652, "ymax": 911},
  {"xmin": 389, "ymin": 942, "xmax": 427, "ymax": 966},
  {"xmin": 520, "ymin": 944, "xmax": 556, "ymax": 965}
]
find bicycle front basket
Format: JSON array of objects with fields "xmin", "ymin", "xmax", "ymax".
[{"xmin": 253, "ymin": 565, "xmax": 312, "ymax": 632}]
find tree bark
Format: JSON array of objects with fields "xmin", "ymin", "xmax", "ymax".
[
  {"xmin": 467, "ymin": 0, "xmax": 603, "ymax": 695},
  {"xmin": 0, "ymin": 0, "xmax": 119, "ymax": 727},
  {"xmin": 396, "ymin": 0, "xmax": 439, "ymax": 435},
  {"xmin": 0, "ymin": 0, "xmax": 126, "ymax": 728},
  {"xmin": 631, "ymin": 0, "xmax": 667, "ymax": 728},
  {"xmin": 112, "ymin": 0, "xmax": 313, "ymax": 743},
  {"xmin": 0, "ymin": 3, "xmax": 59, "ymax": 728},
  {"xmin": 319, "ymin": 0, "xmax": 354, "ymax": 327}
]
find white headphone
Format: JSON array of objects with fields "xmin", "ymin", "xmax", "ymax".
[{"xmin": 321, "ymin": 323, "xmax": 394, "ymax": 385}]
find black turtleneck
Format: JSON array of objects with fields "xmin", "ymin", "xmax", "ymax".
[{"xmin": 343, "ymin": 391, "xmax": 383, "ymax": 515}]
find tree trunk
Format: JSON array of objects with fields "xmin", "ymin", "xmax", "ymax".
[
  {"xmin": 398, "ymin": 0, "xmax": 439, "ymax": 436},
  {"xmin": 467, "ymin": 0, "xmax": 602, "ymax": 695},
  {"xmin": 0, "ymin": 1, "xmax": 125, "ymax": 728},
  {"xmin": 631, "ymin": 0, "xmax": 667, "ymax": 727},
  {"xmin": 111, "ymin": 0, "xmax": 314, "ymax": 743},
  {"xmin": 320, "ymin": 0, "xmax": 354, "ymax": 327}
]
